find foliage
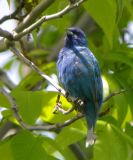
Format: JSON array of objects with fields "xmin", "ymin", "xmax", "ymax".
[{"xmin": 0, "ymin": 0, "xmax": 133, "ymax": 159}]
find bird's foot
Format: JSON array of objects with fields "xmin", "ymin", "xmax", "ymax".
[
  {"xmin": 53, "ymin": 93, "xmax": 75, "ymax": 115},
  {"xmin": 65, "ymin": 92, "xmax": 73, "ymax": 102},
  {"xmin": 74, "ymin": 98, "xmax": 84, "ymax": 107},
  {"xmin": 53, "ymin": 102, "xmax": 75, "ymax": 115},
  {"xmin": 86, "ymin": 131, "xmax": 97, "ymax": 147},
  {"xmin": 53, "ymin": 101, "xmax": 62, "ymax": 114},
  {"xmin": 53, "ymin": 94, "xmax": 61, "ymax": 114}
]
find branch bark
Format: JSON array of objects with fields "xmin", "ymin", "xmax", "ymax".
[
  {"xmin": 10, "ymin": 46, "xmax": 66, "ymax": 96},
  {"xmin": 0, "ymin": 121, "xmax": 16, "ymax": 140},
  {"xmin": 0, "ymin": 86, "xmax": 131, "ymax": 132},
  {"xmin": 0, "ymin": 69, "xmax": 16, "ymax": 89},
  {"xmin": 15, "ymin": 0, "xmax": 56, "ymax": 33},
  {"xmin": 0, "ymin": 0, "xmax": 86, "ymax": 52},
  {"xmin": 0, "ymin": 28, "xmax": 13, "ymax": 40},
  {"xmin": 13, "ymin": 0, "xmax": 86, "ymax": 40},
  {"xmin": 0, "ymin": 87, "xmax": 84, "ymax": 131},
  {"xmin": 103, "ymin": 89, "xmax": 133, "ymax": 102},
  {"xmin": 47, "ymin": 12, "xmax": 96, "ymax": 62},
  {"xmin": 0, "ymin": 2, "xmax": 25, "ymax": 24}
]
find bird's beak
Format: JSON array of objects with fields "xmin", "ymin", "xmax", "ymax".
[{"xmin": 67, "ymin": 29, "xmax": 73, "ymax": 37}]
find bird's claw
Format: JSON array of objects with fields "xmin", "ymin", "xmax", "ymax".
[
  {"xmin": 53, "ymin": 102, "xmax": 62, "ymax": 114},
  {"xmin": 53, "ymin": 102, "xmax": 73, "ymax": 115},
  {"xmin": 65, "ymin": 92, "xmax": 72, "ymax": 102},
  {"xmin": 75, "ymin": 98, "xmax": 84, "ymax": 107}
]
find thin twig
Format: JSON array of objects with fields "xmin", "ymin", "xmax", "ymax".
[
  {"xmin": 53, "ymin": 94, "xmax": 75, "ymax": 114},
  {"xmin": 54, "ymin": 89, "xmax": 133, "ymax": 116},
  {"xmin": 10, "ymin": 46, "xmax": 133, "ymax": 115},
  {"xmin": 0, "ymin": 87, "xmax": 83, "ymax": 131},
  {"xmin": 0, "ymin": 2, "xmax": 25, "ymax": 24},
  {"xmin": 103, "ymin": 89, "xmax": 133, "ymax": 102},
  {"xmin": 10, "ymin": 46, "xmax": 66, "ymax": 96},
  {"xmin": 13, "ymin": 0, "xmax": 86, "ymax": 40},
  {"xmin": 47, "ymin": 12, "xmax": 94, "ymax": 62},
  {"xmin": 0, "ymin": 87, "xmax": 28, "ymax": 129},
  {"xmin": 0, "ymin": 0, "xmax": 86, "ymax": 51},
  {"xmin": 26, "ymin": 113, "xmax": 84, "ymax": 131},
  {"xmin": 99, "ymin": 107, "xmax": 110, "ymax": 117},
  {"xmin": 0, "ymin": 86, "xmax": 132, "ymax": 131},
  {"xmin": 15, "ymin": 0, "xmax": 56, "ymax": 33},
  {"xmin": 9, "ymin": 46, "xmax": 86, "ymax": 107}
]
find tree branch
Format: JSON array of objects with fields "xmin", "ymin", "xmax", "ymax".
[
  {"xmin": 10, "ymin": 46, "xmax": 66, "ymax": 96},
  {"xmin": 103, "ymin": 89, "xmax": 133, "ymax": 102},
  {"xmin": 0, "ymin": 87, "xmax": 84, "ymax": 131},
  {"xmin": 10, "ymin": 45, "xmax": 133, "ymax": 112},
  {"xmin": 0, "ymin": 69, "xmax": 16, "ymax": 90},
  {"xmin": 0, "ymin": 121, "xmax": 17, "ymax": 140},
  {"xmin": 0, "ymin": 87, "xmax": 28, "ymax": 129},
  {"xmin": 0, "ymin": 28, "xmax": 13, "ymax": 40},
  {"xmin": 0, "ymin": 1, "xmax": 25, "ymax": 24},
  {"xmin": 0, "ymin": 85, "xmax": 131, "ymax": 132},
  {"xmin": 13, "ymin": 0, "xmax": 86, "ymax": 40},
  {"xmin": 47, "ymin": 12, "xmax": 95, "ymax": 62},
  {"xmin": 15, "ymin": 0, "xmax": 56, "ymax": 33},
  {"xmin": 0, "ymin": 0, "xmax": 85, "ymax": 52}
]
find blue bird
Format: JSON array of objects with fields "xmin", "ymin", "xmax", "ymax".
[{"xmin": 57, "ymin": 27, "xmax": 103, "ymax": 147}]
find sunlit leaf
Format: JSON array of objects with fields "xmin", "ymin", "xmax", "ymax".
[
  {"xmin": 0, "ymin": 93, "xmax": 10, "ymax": 108},
  {"xmin": 84, "ymin": 0, "xmax": 117, "ymax": 47},
  {"xmin": 11, "ymin": 91, "xmax": 56, "ymax": 124},
  {"xmin": 55, "ymin": 119, "xmax": 86, "ymax": 147},
  {"xmin": 10, "ymin": 130, "xmax": 56, "ymax": 160},
  {"xmin": 94, "ymin": 122, "xmax": 133, "ymax": 160},
  {"xmin": 0, "ymin": 139, "xmax": 13, "ymax": 160}
]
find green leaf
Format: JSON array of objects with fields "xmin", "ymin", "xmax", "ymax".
[
  {"xmin": 116, "ymin": 0, "xmax": 125, "ymax": 22},
  {"xmin": 13, "ymin": 62, "xmax": 56, "ymax": 91},
  {"xmin": 124, "ymin": 0, "xmax": 133, "ymax": 18},
  {"xmin": 94, "ymin": 122, "xmax": 133, "ymax": 160},
  {"xmin": 113, "ymin": 74, "xmax": 128, "ymax": 125},
  {"xmin": 0, "ymin": 93, "xmax": 10, "ymax": 108},
  {"xmin": 114, "ymin": 93, "xmax": 127, "ymax": 126},
  {"xmin": 55, "ymin": 119, "xmax": 86, "ymax": 147},
  {"xmin": 104, "ymin": 51, "xmax": 133, "ymax": 68},
  {"xmin": 11, "ymin": 91, "xmax": 56, "ymax": 124},
  {"xmin": 112, "ymin": 72, "xmax": 133, "ymax": 120},
  {"xmin": 1, "ymin": 109, "xmax": 13, "ymax": 119},
  {"xmin": 0, "ymin": 138, "xmax": 13, "ymax": 160},
  {"xmin": 84, "ymin": 0, "xmax": 117, "ymax": 47},
  {"xmin": 10, "ymin": 130, "xmax": 56, "ymax": 160},
  {"xmin": 3, "ymin": 57, "xmax": 16, "ymax": 70},
  {"xmin": 125, "ymin": 122, "xmax": 133, "ymax": 138},
  {"xmin": 41, "ymin": 136, "xmax": 77, "ymax": 160},
  {"xmin": 41, "ymin": 94, "xmax": 74, "ymax": 123}
]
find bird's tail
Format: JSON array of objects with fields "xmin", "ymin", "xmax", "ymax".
[
  {"xmin": 86, "ymin": 127, "xmax": 97, "ymax": 147},
  {"xmin": 84, "ymin": 102, "xmax": 98, "ymax": 147}
]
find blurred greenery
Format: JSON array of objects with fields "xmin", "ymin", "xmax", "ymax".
[{"xmin": 0, "ymin": 0, "xmax": 133, "ymax": 159}]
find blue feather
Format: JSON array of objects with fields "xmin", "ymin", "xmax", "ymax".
[{"xmin": 57, "ymin": 27, "xmax": 103, "ymax": 147}]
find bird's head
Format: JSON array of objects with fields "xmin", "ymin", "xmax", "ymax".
[{"xmin": 65, "ymin": 27, "xmax": 87, "ymax": 47}]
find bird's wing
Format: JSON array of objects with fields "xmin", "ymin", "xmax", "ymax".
[
  {"xmin": 57, "ymin": 47, "xmax": 103, "ymax": 111},
  {"xmin": 73, "ymin": 47, "xmax": 103, "ymax": 110}
]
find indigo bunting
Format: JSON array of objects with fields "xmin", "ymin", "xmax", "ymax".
[{"xmin": 57, "ymin": 27, "xmax": 103, "ymax": 147}]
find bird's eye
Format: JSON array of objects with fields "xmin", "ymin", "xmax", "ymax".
[{"xmin": 73, "ymin": 31, "xmax": 80, "ymax": 36}]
